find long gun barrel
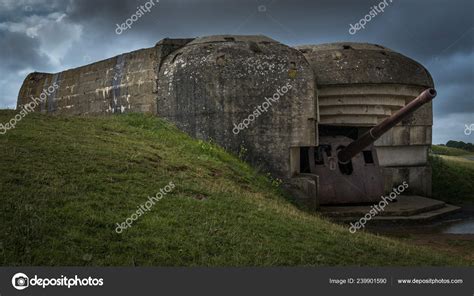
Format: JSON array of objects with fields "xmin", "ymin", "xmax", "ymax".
[{"xmin": 337, "ymin": 88, "xmax": 437, "ymax": 164}]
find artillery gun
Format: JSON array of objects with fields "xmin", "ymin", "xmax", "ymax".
[{"xmin": 307, "ymin": 88, "xmax": 437, "ymax": 204}]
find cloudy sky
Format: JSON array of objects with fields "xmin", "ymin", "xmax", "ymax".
[{"xmin": 0, "ymin": 0, "xmax": 472, "ymax": 143}]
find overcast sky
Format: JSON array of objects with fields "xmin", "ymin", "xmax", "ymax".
[{"xmin": 0, "ymin": 0, "xmax": 472, "ymax": 143}]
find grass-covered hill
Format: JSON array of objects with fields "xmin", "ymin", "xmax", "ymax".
[
  {"xmin": 0, "ymin": 110, "xmax": 470, "ymax": 266},
  {"xmin": 431, "ymin": 145, "xmax": 474, "ymax": 204}
]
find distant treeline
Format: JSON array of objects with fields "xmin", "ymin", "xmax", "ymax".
[{"xmin": 441, "ymin": 140, "xmax": 474, "ymax": 152}]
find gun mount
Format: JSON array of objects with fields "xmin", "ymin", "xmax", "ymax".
[{"xmin": 307, "ymin": 88, "xmax": 437, "ymax": 204}]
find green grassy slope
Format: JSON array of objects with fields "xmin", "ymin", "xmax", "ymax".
[
  {"xmin": 431, "ymin": 146, "xmax": 474, "ymax": 204},
  {"xmin": 431, "ymin": 145, "xmax": 473, "ymax": 157},
  {"xmin": 0, "ymin": 111, "xmax": 470, "ymax": 266}
]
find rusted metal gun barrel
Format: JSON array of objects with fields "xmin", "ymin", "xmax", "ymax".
[{"xmin": 338, "ymin": 88, "xmax": 437, "ymax": 164}]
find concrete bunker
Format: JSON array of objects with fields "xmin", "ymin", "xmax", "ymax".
[{"xmin": 17, "ymin": 36, "xmax": 448, "ymax": 216}]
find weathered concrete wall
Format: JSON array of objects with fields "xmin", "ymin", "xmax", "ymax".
[
  {"xmin": 17, "ymin": 72, "xmax": 54, "ymax": 113},
  {"xmin": 156, "ymin": 35, "xmax": 317, "ymax": 178},
  {"xmin": 18, "ymin": 47, "xmax": 158, "ymax": 115},
  {"xmin": 17, "ymin": 38, "xmax": 196, "ymax": 116}
]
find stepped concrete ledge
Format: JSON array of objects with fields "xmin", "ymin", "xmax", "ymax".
[{"xmin": 320, "ymin": 195, "xmax": 461, "ymax": 224}]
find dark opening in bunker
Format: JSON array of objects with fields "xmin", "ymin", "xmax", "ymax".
[
  {"xmin": 299, "ymin": 146, "xmax": 330, "ymax": 173},
  {"xmin": 363, "ymin": 150, "xmax": 374, "ymax": 164},
  {"xmin": 300, "ymin": 147, "xmax": 311, "ymax": 173}
]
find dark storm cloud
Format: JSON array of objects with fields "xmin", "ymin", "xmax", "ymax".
[
  {"xmin": 0, "ymin": 0, "xmax": 62, "ymax": 21},
  {"xmin": 0, "ymin": 30, "xmax": 49, "ymax": 71},
  {"xmin": 431, "ymin": 53, "xmax": 474, "ymax": 86},
  {"xmin": 430, "ymin": 51, "xmax": 474, "ymax": 116},
  {"xmin": 63, "ymin": 0, "xmax": 474, "ymax": 68},
  {"xmin": 0, "ymin": 0, "xmax": 472, "ymax": 142}
]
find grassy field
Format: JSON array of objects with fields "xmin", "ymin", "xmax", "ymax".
[
  {"xmin": 431, "ymin": 145, "xmax": 473, "ymax": 157},
  {"xmin": 431, "ymin": 145, "xmax": 474, "ymax": 204},
  {"xmin": 0, "ymin": 110, "xmax": 471, "ymax": 266}
]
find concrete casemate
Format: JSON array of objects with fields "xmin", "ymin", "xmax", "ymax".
[{"xmin": 17, "ymin": 35, "xmax": 436, "ymax": 208}]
